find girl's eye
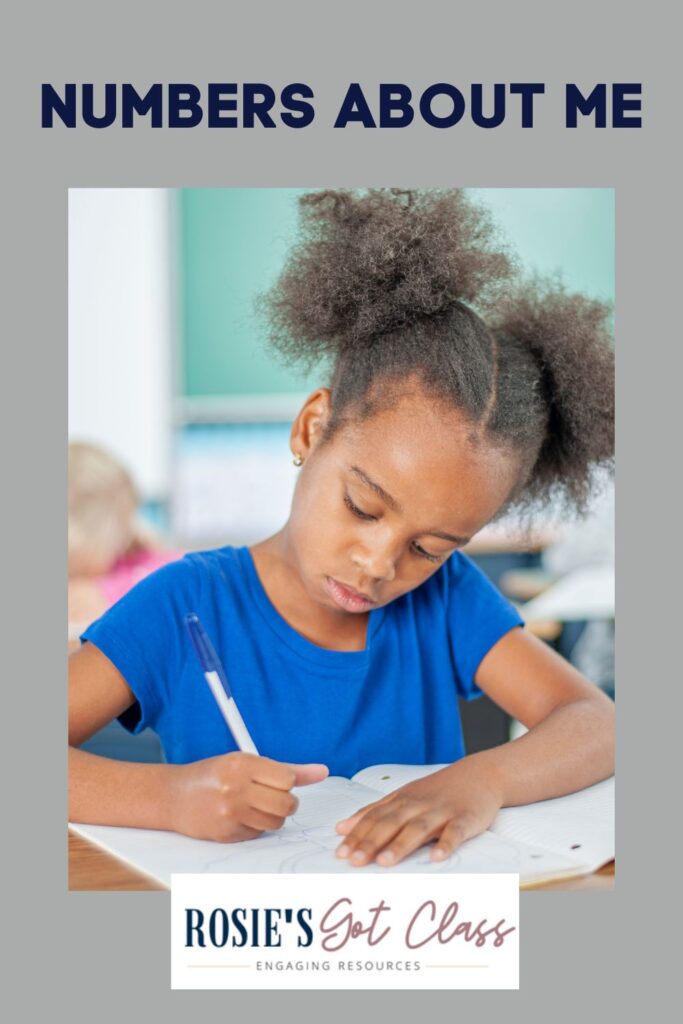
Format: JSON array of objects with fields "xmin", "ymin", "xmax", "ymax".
[
  {"xmin": 344, "ymin": 491, "xmax": 446, "ymax": 565},
  {"xmin": 344, "ymin": 493, "xmax": 376, "ymax": 521},
  {"xmin": 411, "ymin": 542, "xmax": 443, "ymax": 564}
]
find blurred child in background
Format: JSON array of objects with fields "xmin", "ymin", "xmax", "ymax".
[{"xmin": 68, "ymin": 442, "xmax": 180, "ymax": 628}]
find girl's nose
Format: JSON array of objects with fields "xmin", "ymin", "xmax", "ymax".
[{"xmin": 351, "ymin": 547, "xmax": 397, "ymax": 583}]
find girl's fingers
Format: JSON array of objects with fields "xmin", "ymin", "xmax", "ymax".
[
  {"xmin": 248, "ymin": 781, "xmax": 300, "ymax": 819},
  {"xmin": 335, "ymin": 813, "xmax": 361, "ymax": 835},
  {"xmin": 370, "ymin": 815, "xmax": 445, "ymax": 867},
  {"xmin": 290, "ymin": 763, "xmax": 330, "ymax": 786},
  {"xmin": 249, "ymin": 756, "xmax": 299, "ymax": 790},
  {"xmin": 335, "ymin": 810, "xmax": 367, "ymax": 835},
  {"xmin": 229, "ymin": 823, "xmax": 264, "ymax": 843},
  {"xmin": 241, "ymin": 806, "xmax": 291, "ymax": 833},
  {"xmin": 337, "ymin": 802, "xmax": 432, "ymax": 865},
  {"xmin": 335, "ymin": 796, "xmax": 392, "ymax": 834},
  {"xmin": 430, "ymin": 819, "xmax": 470, "ymax": 862},
  {"xmin": 251, "ymin": 758, "xmax": 329, "ymax": 790}
]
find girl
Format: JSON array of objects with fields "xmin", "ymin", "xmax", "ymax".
[{"xmin": 69, "ymin": 189, "xmax": 615, "ymax": 868}]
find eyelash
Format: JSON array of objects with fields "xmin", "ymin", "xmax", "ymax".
[{"xmin": 343, "ymin": 493, "xmax": 444, "ymax": 564}]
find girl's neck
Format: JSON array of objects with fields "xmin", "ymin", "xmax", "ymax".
[{"xmin": 249, "ymin": 531, "xmax": 369, "ymax": 653}]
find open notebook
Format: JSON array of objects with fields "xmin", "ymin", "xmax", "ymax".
[{"xmin": 69, "ymin": 765, "xmax": 614, "ymax": 888}]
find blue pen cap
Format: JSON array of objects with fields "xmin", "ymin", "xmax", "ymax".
[{"xmin": 185, "ymin": 613, "xmax": 233, "ymax": 697}]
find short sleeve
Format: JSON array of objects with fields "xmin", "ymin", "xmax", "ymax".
[
  {"xmin": 445, "ymin": 552, "xmax": 524, "ymax": 701},
  {"xmin": 81, "ymin": 556, "xmax": 200, "ymax": 735}
]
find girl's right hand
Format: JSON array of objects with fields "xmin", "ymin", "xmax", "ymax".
[{"xmin": 168, "ymin": 753, "xmax": 329, "ymax": 842}]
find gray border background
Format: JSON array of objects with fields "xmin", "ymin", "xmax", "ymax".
[{"xmin": 5, "ymin": 0, "xmax": 678, "ymax": 1019}]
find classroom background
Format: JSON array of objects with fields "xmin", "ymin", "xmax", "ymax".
[{"xmin": 68, "ymin": 187, "xmax": 615, "ymax": 762}]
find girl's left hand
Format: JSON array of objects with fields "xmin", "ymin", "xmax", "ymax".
[{"xmin": 335, "ymin": 761, "xmax": 503, "ymax": 867}]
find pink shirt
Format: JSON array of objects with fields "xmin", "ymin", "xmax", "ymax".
[{"xmin": 99, "ymin": 549, "xmax": 182, "ymax": 607}]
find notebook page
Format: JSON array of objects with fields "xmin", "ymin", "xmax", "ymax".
[
  {"xmin": 352, "ymin": 767, "xmax": 614, "ymax": 872},
  {"xmin": 352, "ymin": 763, "xmax": 449, "ymax": 794},
  {"xmin": 68, "ymin": 775, "xmax": 386, "ymax": 886},
  {"xmin": 489, "ymin": 777, "xmax": 614, "ymax": 871},
  {"xmin": 70, "ymin": 772, "xmax": 598, "ymax": 885},
  {"xmin": 288, "ymin": 775, "xmax": 385, "ymax": 827},
  {"xmin": 70, "ymin": 819, "xmax": 580, "ymax": 885}
]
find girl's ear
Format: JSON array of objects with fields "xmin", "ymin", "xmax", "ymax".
[{"xmin": 290, "ymin": 388, "xmax": 332, "ymax": 461}]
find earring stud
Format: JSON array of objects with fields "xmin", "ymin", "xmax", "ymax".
[{"xmin": 292, "ymin": 452, "xmax": 304, "ymax": 467}]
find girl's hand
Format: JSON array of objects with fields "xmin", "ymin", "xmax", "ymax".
[
  {"xmin": 335, "ymin": 761, "xmax": 503, "ymax": 867},
  {"xmin": 169, "ymin": 752, "xmax": 328, "ymax": 842}
]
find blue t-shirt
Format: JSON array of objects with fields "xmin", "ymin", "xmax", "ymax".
[{"xmin": 82, "ymin": 546, "xmax": 522, "ymax": 778}]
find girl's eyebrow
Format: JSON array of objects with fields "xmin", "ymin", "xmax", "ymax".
[
  {"xmin": 347, "ymin": 464, "xmax": 471, "ymax": 546},
  {"xmin": 349, "ymin": 464, "xmax": 401, "ymax": 511}
]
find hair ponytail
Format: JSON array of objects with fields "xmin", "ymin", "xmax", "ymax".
[
  {"xmin": 259, "ymin": 189, "xmax": 614, "ymax": 516},
  {"xmin": 486, "ymin": 278, "xmax": 614, "ymax": 513}
]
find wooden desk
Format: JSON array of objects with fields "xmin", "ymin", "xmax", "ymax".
[{"xmin": 68, "ymin": 828, "xmax": 614, "ymax": 892}]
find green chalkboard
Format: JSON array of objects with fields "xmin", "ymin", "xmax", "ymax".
[
  {"xmin": 179, "ymin": 188, "xmax": 614, "ymax": 405},
  {"xmin": 179, "ymin": 188, "xmax": 320, "ymax": 402}
]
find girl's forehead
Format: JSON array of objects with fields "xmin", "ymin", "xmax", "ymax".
[
  {"xmin": 330, "ymin": 400, "xmax": 520, "ymax": 533},
  {"xmin": 338, "ymin": 392, "xmax": 487, "ymax": 467}
]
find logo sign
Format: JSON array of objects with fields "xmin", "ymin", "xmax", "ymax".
[{"xmin": 171, "ymin": 873, "xmax": 519, "ymax": 990}]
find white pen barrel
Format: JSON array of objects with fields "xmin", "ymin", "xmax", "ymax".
[
  {"xmin": 204, "ymin": 671, "xmax": 260, "ymax": 755},
  {"xmin": 224, "ymin": 700, "xmax": 260, "ymax": 755}
]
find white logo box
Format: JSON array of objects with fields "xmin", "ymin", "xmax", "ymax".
[{"xmin": 171, "ymin": 872, "xmax": 519, "ymax": 990}]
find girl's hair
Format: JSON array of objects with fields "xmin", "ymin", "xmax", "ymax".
[
  {"xmin": 68, "ymin": 441, "xmax": 145, "ymax": 574},
  {"xmin": 261, "ymin": 189, "xmax": 614, "ymax": 515}
]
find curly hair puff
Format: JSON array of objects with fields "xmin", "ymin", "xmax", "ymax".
[{"xmin": 259, "ymin": 188, "xmax": 614, "ymax": 515}]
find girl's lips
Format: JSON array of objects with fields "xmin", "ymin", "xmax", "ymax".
[{"xmin": 324, "ymin": 576, "xmax": 375, "ymax": 613}]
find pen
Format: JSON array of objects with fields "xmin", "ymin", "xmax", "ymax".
[{"xmin": 185, "ymin": 612, "xmax": 260, "ymax": 755}]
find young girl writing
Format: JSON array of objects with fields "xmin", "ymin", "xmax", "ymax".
[{"xmin": 69, "ymin": 189, "xmax": 615, "ymax": 868}]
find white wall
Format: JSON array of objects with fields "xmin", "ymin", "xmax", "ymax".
[{"xmin": 68, "ymin": 188, "xmax": 173, "ymax": 498}]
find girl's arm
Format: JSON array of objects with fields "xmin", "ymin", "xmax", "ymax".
[
  {"xmin": 69, "ymin": 643, "xmax": 327, "ymax": 839},
  {"xmin": 460, "ymin": 627, "xmax": 614, "ymax": 804},
  {"xmin": 335, "ymin": 627, "xmax": 614, "ymax": 867},
  {"xmin": 69, "ymin": 643, "xmax": 181, "ymax": 830}
]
